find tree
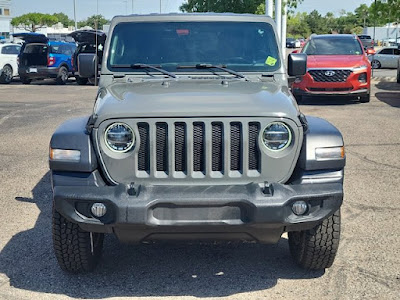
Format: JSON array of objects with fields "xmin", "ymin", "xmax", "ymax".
[
  {"xmin": 355, "ymin": 4, "xmax": 370, "ymax": 28},
  {"xmin": 255, "ymin": 0, "xmax": 304, "ymax": 15},
  {"xmin": 287, "ymin": 12, "xmax": 310, "ymax": 38},
  {"xmin": 180, "ymin": 0, "xmax": 303, "ymax": 13},
  {"xmin": 78, "ymin": 15, "xmax": 109, "ymax": 29},
  {"xmin": 305, "ymin": 10, "xmax": 328, "ymax": 34},
  {"xmin": 11, "ymin": 13, "xmax": 58, "ymax": 32},
  {"xmin": 53, "ymin": 13, "xmax": 74, "ymax": 28}
]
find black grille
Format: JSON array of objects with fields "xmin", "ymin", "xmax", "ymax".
[
  {"xmin": 230, "ymin": 122, "xmax": 242, "ymax": 171},
  {"xmin": 308, "ymin": 70, "xmax": 352, "ymax": 82},
  {"xmin": 212, "ymin": 122, "xmax": 223, "ymax": 171},
  {"xmin": 193, "ymin": 122, "xmax": 205, "ymax": 172},
  {"xmin": 156, "ymin": 123, "xmax": 168, "ymax": 172},
  {"xmin": 174, "ymin": 123, "xmax": 186, "ymax": 172},
  {"xmin": 249, "ymin": 122, "xmax": 260, "ymax": 170},
  {"xmin": 137, "ymin": 123, "xmax": 149, "ymax": 171}
]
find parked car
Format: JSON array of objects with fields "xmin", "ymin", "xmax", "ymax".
[
  {"xmin": 357, "ymin": 35, "xmax": 374, "ymax": 49},
  {"xmin": 14, "ymin": 33, "xmax": 76, "ymax": 85},
  {"xmin": 292, "ymin": 34, "xmax": 372, "ymax": 103},
  {"xmin": 286, "ymin": 37, "xmax": 300, "ymax": 48},
  {"xmin": 69, "ymin": 30, "xmax": 106, "ymax": 85},
  {"xmin": 369, "ymin": 47, "xmax": 400, "ymax": 69},
  {"xmin": 0, "ymin": 43, "xmax": 21, "ymax": 84},
  {"xmin": 50, "ymin": 14, "xmax": 345, "ymax": 273}
]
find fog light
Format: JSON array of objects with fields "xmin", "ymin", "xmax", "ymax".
[
  {"xmin": 91, "ymin": 203, "xmax": 107, "ymax": 218},
  {"xmin": 358, "ymin": 73, "xmax": 367, "ymax": 83},
  {"xmin": 292, "ymin": 201, "xmax": 308, "ymax": 215}
]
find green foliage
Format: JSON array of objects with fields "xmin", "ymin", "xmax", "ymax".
[
  {"xmin": 287, "ymin": 12, "xmax": 310, "ymax": 38},
  {"xmin": 11, "ymin": 13, "xmax": 58, "ymax": 32},
  {"xmin": 53, "ymin": 13, "xmax": 74, "ymax": 28},
  {"xmin": 370, "ymin": 0, "xmax": 400, "ymax": 26},
  {"xmin": 77, "ymin": 15, "xmax": 109, "ymax": 29},
  {"xmin": 180, "ymin": 0, "xmax": 264, "ymax": 13}
]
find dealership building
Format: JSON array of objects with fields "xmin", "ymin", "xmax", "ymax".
[{"xmin": 0, "ymin": 0, "xmax": 11, "ymax": 39}]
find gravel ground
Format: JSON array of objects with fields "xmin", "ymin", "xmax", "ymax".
[{"xmin": 0, "ymin": 79, "xmax": 399, "ymax": 300}]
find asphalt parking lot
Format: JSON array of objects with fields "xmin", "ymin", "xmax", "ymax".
[{"xmin": 0, "ymin": 77, "xmax": 399, "ymax": 300}]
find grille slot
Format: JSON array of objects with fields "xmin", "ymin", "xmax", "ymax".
[
  {"xmin": 193, "ymin": 122, "xmax": 205, "ymax": 172},
  {"xmin": 174, "ymin": 122, "xmax": 186, "ymax": 172},
  {"xmin": 230, "ymin": 122, "xmax": 242, "ymax": 171},
  {"xmin": 248, "ymin": 122, "xmax": 260, "ymax": 170},
  {"xmin": 137, "ymin": 123, "xmax": 150, "ymax": 172},
  {"xmin": 308, "ymin": 69, "xmax": 352, "ymax": 82},
  {"xmin": 212, "ymin": 122, "xmax": 223, "ymax": 172},
  {"xmin": 156, "ymin": 123, "xmax": 168, "ymax": 172}
]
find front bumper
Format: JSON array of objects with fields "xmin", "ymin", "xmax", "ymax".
[{"xmin": 53, "ymin": 175, "xmax": 343, "ymax": 244}]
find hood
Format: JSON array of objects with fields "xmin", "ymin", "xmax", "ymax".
[
  {"xmin": 307, "ymin": 55, "xmax": 366, "ymax": 69},
  {"xmin": 13, "ymin": 33, "xmax": 48, "ymax": 44},
  {"xmin": 94, "ymin": 80, "xmax": 300, "ymax": 126},
  {"xmin": 69, "ymin": 30, "xmax": 106, "ymax": 44}
]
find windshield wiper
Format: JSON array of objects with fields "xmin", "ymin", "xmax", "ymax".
[
  {"xmin": 111, "ymin": 63, "xmax": 177, "ymax": 78},
  {"xmin": 177, "ymin": 64, "xmax": 248, "ymax": 80}
]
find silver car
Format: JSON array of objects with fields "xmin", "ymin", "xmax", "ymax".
[{"xmin": 369, "ymin": 47, "xmax": 400, "ymax": 69}]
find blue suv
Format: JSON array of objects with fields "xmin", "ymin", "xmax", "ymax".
[{"xmin": 15, "ymin": 33, "xmax": 76, "ymax": 85}]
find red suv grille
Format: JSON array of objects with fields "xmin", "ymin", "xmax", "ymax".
[{"xmin": 309, "ymin": 69, "xmax": 352, "ymax": 82}]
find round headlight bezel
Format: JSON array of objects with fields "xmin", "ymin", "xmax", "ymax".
[
  {"xmin": 104, "ymin": 122, "xmax": 135, "ymax": 153},
  {"xmin": 262, "ymin": 122, "xmax": 292, "ymax": 152}
]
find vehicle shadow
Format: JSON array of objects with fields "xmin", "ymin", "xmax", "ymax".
[
  {"xmin": 0, "ymin": 172, "xmax": 324, "ymax": 298},
  {"xmin": 374, "ymin": 82, "xmax": 400, "ymax": 108},
  {"xmin": 299, "ymin": 96, "xmax": 360, "ymax": 106}
]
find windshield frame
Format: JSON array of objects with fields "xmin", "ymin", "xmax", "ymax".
[{"xmin": 105, "ymin": 20, "xmax": 282, "ymax": 75}]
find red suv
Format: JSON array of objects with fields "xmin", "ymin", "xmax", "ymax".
[{"xmin": 292, "ymin": 34, "xmax": 372, "ymax": 103}]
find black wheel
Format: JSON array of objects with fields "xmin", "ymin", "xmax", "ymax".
[
  {"xmin": 56, "ymin": 66, "xmax": 69, "ymax": 85},
  {"xmin": 397, "ymin": 69, "xmax": 400, "ymax": 84},
  {"xmin": 20, "ymin": 77, "xmax": 31, "ymax": 85},
  {"xmin": 52, "ymin": 207, "xmax": 104, "ymax": 273},
  {"xmin": 371, "ymin": 60, "xmax": 381, "ymax": 69},
  {"xmin": 288, "ymin": 210, "xmax": 341, "ymax": 270},
  {"xmin": 359, "ymin": 93, "xmax": 370, "ymax": 103},
  {"xmin": 75, "ymin": 76, "xmax": 88, "ymax": 85},
  {"xmin": 0, "ymin": 65, "xmax": 13, "ymax": 84}
]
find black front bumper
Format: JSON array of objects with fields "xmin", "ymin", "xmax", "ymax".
[{"xmin": 53, "ymin": 175, "xmax": 343, "ymax": 244}]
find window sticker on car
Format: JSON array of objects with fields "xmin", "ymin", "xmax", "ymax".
[{"xmin": 265, "ymin": 56, "xmax": 277, "ymax": 66}]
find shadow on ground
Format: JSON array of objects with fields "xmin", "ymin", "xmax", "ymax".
[{"xmin": 0, "ymin": 172, "xmax": 323, "ymax": 298}]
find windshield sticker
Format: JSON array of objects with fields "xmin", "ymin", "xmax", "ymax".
[{"xmin": 265, "ymin": 56, "xmax": 277, "ymax": 66}]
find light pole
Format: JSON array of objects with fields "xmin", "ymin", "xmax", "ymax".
[
  {"xmin": 266, "ymin": 0, "xmax": 273, "ymax": 18},
  {"xmin": 275, "ymin": 0, "xmax": 282, "ymax": 43},
  {"xmin": 73, "ymin": 0, "xmax": 77, "ymax": 29},
  {"xmin": 160, "ymin": 0, "xmax": 162, "ymax": 14}
]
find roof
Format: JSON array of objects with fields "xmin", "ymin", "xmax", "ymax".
[{"xmin": 310, "ymin": 34, "xmax": 357, "ymax": 39}]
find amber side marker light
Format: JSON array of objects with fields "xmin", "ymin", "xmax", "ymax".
[
  {"xmin": 315, "ymin": 146, "xmax": 345, "ymax": 160},
  {"xmin": 50, "ymin": 148, "xmax": 81, "ymax": 162}
]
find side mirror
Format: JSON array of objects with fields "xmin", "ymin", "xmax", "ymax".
[
  {"xmin": 287, "ymin": 53, "xmax": 307, "ymax": 76},
  {"xmin": 291, "ymin": 50, "xmax": 299, "ymax": 54},
  {"xmin": 366, "ymin": 48, "xmax": 376, "ymax": 55},
  {"xmin": 78, "ymin": 53, "xmax": 96, "ymax": 78}
]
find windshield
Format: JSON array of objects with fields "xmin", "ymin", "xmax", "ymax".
[
  {"xmin": 303, "ymin": 38, "xmax": 363, "ymax": 55},
  {"xmin": 108, "ymin": 21, "xmax": 281, "ymax": 73}
]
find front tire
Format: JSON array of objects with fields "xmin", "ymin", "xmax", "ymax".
[
  {"xmin": 52, "ymin": 208, "xmax": 104, "ymax": 273},
  {"xmin": 20, "ymin": 77, "xmax": 31, "ymax": 85},
  {"xmin": 56, "ymin": 66, "xmax": 69, "ymax": 85},
  {"xmin": 359, "ymin": 93, "xmax": 370, "ymax": 103},
  {"xmin": 371, "ymin": 60, "xmax": 381, "ymax": 69},
  {"xmin": 0, "ymin": 65, "xmax": 13, "ymax": 84},
  {"xmin": 288, "ymin": 210, "xmax": 341, "ymax": 270}
]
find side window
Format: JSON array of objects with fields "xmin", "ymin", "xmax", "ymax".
[
  {"xmin": 379, "ymin": 49, "xmax": 393, "ymax": 55},
  {"xmin": 1, "ymin": 46, "xmax": 20, "ymax": 55},
  {"xmin": 394, "ymin": 49, "xmax": 400, "ymax": 56}
]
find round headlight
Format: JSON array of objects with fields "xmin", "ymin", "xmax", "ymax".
[
  {"xmin": 105, "ymin": 123, "xmax": 135, "ymax": 152},
  {"xmin": 262, "ymin": 122, "xmax": 292, "ymax": 151}
]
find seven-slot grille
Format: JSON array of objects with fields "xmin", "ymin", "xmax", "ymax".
[
  {"xmin": 308, "ymin": 69, "xmax": 352, "ymax": 82},
  {"xmin": 136, "ymin": 121, "xmax": 261, "ymax": 177}
]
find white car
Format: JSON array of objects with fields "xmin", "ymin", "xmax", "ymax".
[
  {"xmin": 369, "ymin": 47, "xmax": 400, "ymax": 69},
  {"xmin": 0, "ymin": 43, "xmax": 21, "ymax": 84}
]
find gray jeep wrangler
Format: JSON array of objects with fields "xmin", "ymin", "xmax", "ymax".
[{"xmin": 49, "ymin": 14, "xmax": 345, "ymax": 273}]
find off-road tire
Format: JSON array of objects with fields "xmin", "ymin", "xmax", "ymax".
[
  {"xmin": 0, "ymin": 65, "xmax": 13, "ymax": 84},
  {"xmin": 52, "ymin": 208, "xmax": 104, "ymax": 273},
  {"xmin": 75, "ymin": 76, "xmax": 88, "ymax": 85},
  {"xmin": 288, "ymin": 210, "xmax": 341, "ymax": 270},
  {"xmin": 20, "ymin": 77, "xmax": 31, "ymax": 85},
  {"xmin": 359, "ymin": 93, "xmax": 370, "ymax": 103},
  {"xmin": 56, "ymin": 66, "xmax": 69, "ymax": 85}
]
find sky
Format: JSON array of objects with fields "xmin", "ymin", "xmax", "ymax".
[{"xmin": 11, "ymin": 0, "xmax": 373, "ymax": 21}]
